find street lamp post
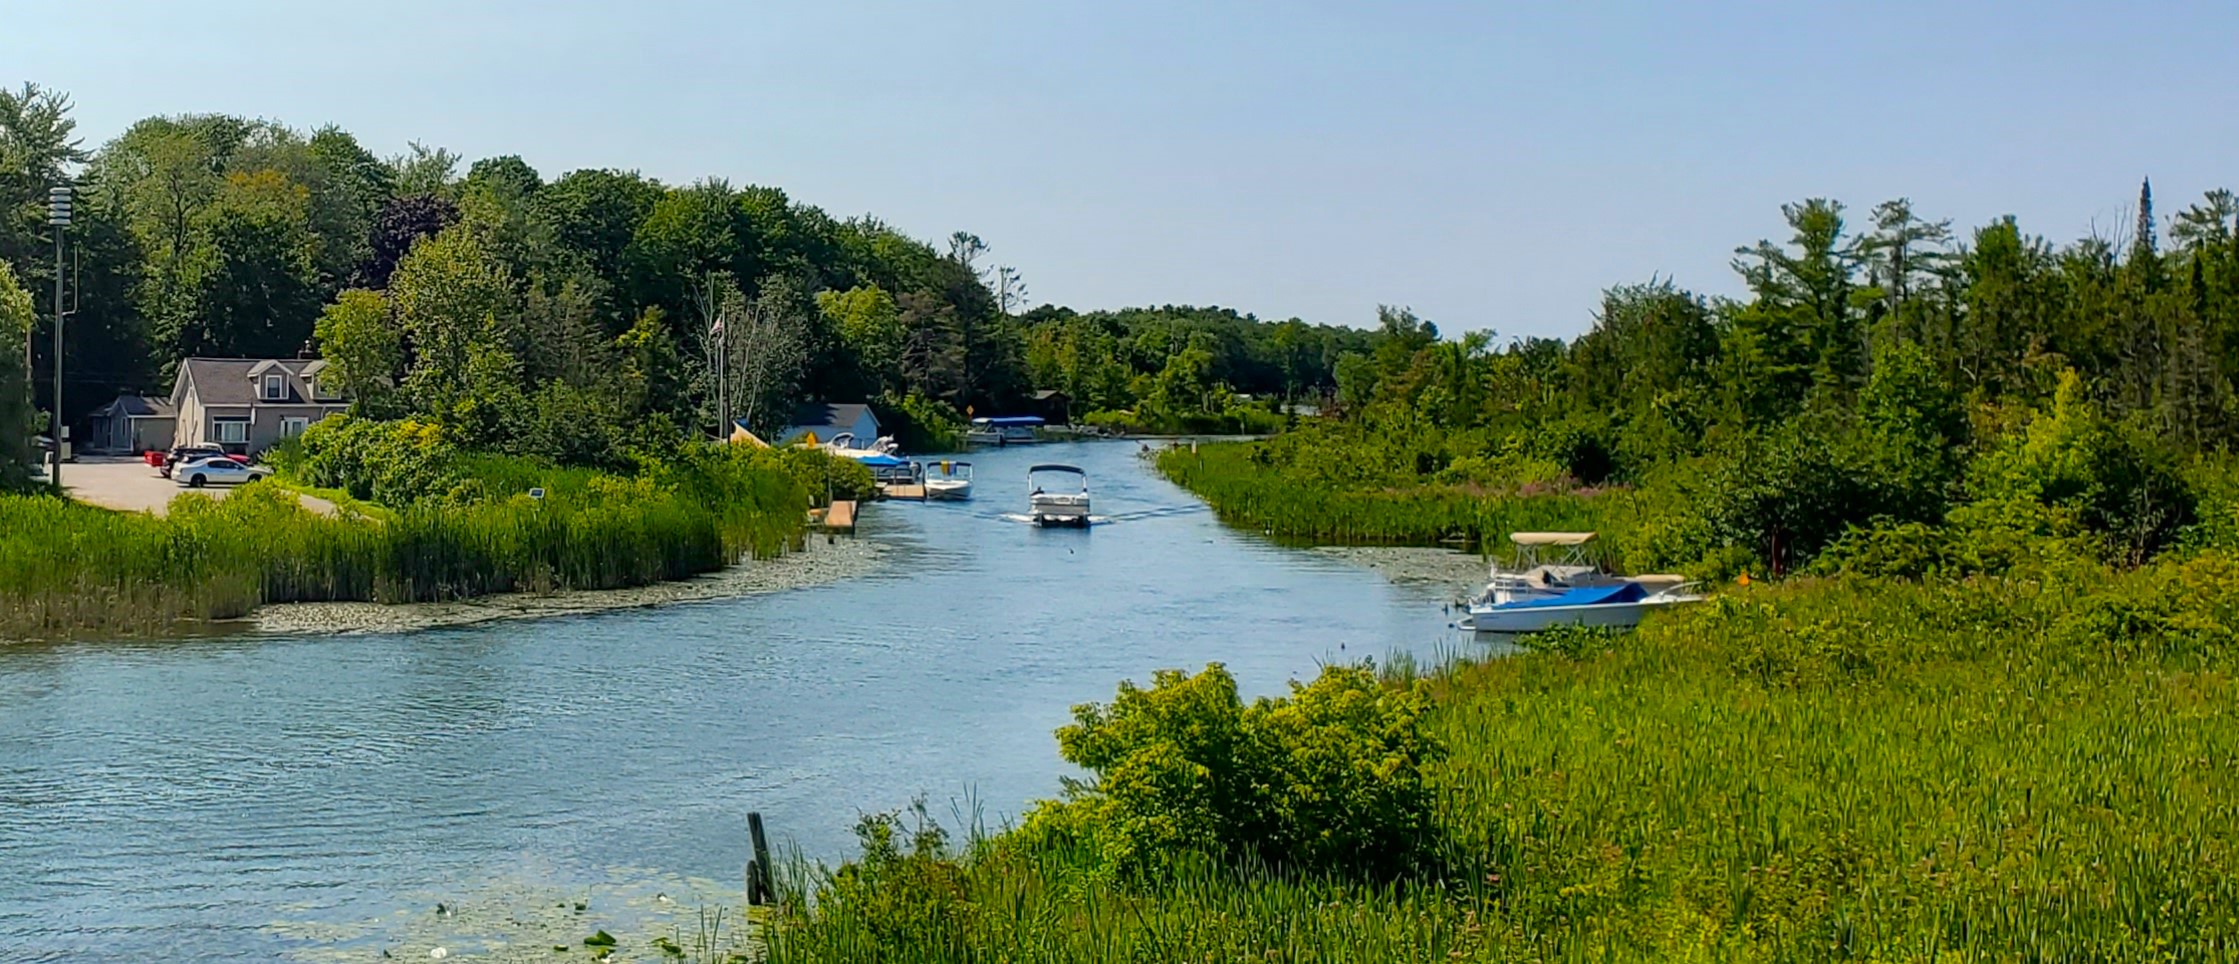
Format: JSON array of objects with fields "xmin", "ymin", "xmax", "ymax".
[{"xmin": 47, "ymin": 184, "xmax": 70, "ymax": 487}]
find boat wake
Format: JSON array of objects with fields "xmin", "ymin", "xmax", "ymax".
[{"xmin": 998, "ymin": 513, "xmax": 1109, "ymax": 526}]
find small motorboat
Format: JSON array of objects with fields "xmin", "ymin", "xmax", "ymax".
[
  {"xmin": 1461, "ymin": 580, "xmax": 1703, "ymax": 634},
  {"xmin": 922, "ymin": 460, "xmax": 973, "ymax": 500},
  {"xmin": 1477, "ymin": 531, "xmax": 1691, "ymax": 605},
  {"xmin": 1027, "ymin": 464, "xmax": 1090, "ymax": 527},
  {"xmin": 824, "ymin": 432, "xmax": 901, "ymax": 457}
]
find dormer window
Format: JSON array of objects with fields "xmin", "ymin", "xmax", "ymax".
[
  {"xmin": 261, "ymin": 373, "xmax": 285, "ymax": 401},
  {"xmin": 311, "ymin": 377, "xmax": 338, "ymax": 401}
]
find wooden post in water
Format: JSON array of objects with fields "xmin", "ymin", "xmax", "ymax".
[{"xmin": 746, "ymin": 811, "xmax": 774, "ymax": 905}]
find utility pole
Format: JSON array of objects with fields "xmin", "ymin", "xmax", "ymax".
[{"xmin": 47, "ymin": 184, "xmax": 71, "ymax": 487}]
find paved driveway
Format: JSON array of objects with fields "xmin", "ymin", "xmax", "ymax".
[{"xmin": 62, "ymin": 456, "xmax": 337, "ymax": 517}]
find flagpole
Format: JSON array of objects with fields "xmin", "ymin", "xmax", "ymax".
[{"xmin": 716, "ymin": 310, "xmax": 728, "ymax": 439}]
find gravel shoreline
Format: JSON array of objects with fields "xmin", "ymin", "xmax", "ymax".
[{"xmin": 250, "ymin": 534, "xmax": 889, "ymax": 636}]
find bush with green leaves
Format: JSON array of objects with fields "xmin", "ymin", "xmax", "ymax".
[
  {"xmin": 1967, "ymin": 370, "xmax": 2196, "ymax": 563},
  {"xmin": 1018, "ymin": 662, "xmax": 1443, "ymax": 882},
  {"xmin": 272, "ymin": 414, "xmax": 465, "ymax": 505}
]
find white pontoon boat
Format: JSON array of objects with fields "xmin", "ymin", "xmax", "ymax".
[{"xmin": 1027, "ymin": 464, "xmax": 1090, "ymax": 527}]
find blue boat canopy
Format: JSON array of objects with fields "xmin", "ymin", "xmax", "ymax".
[
  {"xmin": 1496, "ymin": 582, "xmax": 1647, "ymax": 610},
  {"xmin": 971, "ymin": 416, "xmax": 1045, "ymax": 427},
  {"xmin": 855, "ymin": 453, "xmax": 909, "ymax": 467}
]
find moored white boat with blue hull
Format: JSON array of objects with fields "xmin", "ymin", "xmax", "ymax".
[
  {"xmin": 1460, "ymin": 580, "xmax": 1702, "ymax": 634},
  {"xmin": 1027, "ymin": 463, "xmax": 1090, "ymax": 527}
]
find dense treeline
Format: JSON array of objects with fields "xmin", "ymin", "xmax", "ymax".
[
  {"xmin": 1021, "ymin": 304, "xmax": 1373, "ymax": 432},
  {"xmin": 0, "ymin": 84, "xmax": 1359, "ymax": 478},
  {"xmin": 1209, "ymin": 187, "xmax": 2238, "ymax": 575}
]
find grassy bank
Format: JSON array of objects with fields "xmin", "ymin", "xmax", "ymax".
[
  {"xmin": 0, "ymin": 440, "xmax": 862, "ymax": 640},
  {"xmin": 1157, "ymin": 439, "xmax": 1639, "ymax": 555},
  {"xmin": 760, "ymin": 546, "xmax": 2239, "ymax": 961}
]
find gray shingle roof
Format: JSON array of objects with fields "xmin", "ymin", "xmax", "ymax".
[
  {"xmin": 93, "ymin": 394, "xmax": 175, "ymax": 418},
  {"xmin": 786, "ymin": 402, "xmax": 877, "ymax": 434},
  {"xmin": 177, "ymin": 357, "xmax": 334, "ymax": 406}
]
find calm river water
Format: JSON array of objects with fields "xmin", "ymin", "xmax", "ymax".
[{"xmin": 0, "ymin": 440, "xmax": 1472, "ymax": 960}]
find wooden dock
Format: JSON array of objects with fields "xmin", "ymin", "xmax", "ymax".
[
  {"xmin": 880, "ymin": 483, "xmax": 927, "ymax": 501},
  {"xmin": 816, "ymin": 499, "xmax": 857, "ymax": 533}
]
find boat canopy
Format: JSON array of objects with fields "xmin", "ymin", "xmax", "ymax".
[
  {"xmin": 1027, "ymin": 464, "xmax": 1086, "ymax": 475},
  {"xmin": 1509, "ymin": 531, "xmax": 1597, "ymax": 547},
  {"xmin": 856, "ymin": 453, "xmax": 909, "ymax": 468},
  {"xmin": 1496, "ymin": 581, "xmax": 1645, "ymax": 610},
  {"xmin": 972, "ymin": 416, "xmax": 1046, "ymax": 427}
]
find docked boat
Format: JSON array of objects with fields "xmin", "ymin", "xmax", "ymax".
[
  {"xmin": 823, "ymin": 432, "xmax": 901, "ymax": 457},
  {"xmin": 1027, "ymin": 464, "xmax": 1091, "ymax": 527},
  {"xmin": 922, "ymin": 460, "xmax": 973, "ymax": 500},
  {"xmin": 855, "ymin": 452, "xmax": 923, "ymax": 486},
  {"xmin": 967, "ymin": 416, "xmax": 1044, "ymax": 446},
  {"xmin": 1460, "ymin": 580, "xmax": 1703, "ymax": 634}
]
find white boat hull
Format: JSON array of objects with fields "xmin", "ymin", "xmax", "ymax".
[
  {"xmin": 1463, "ymin": 597, "xmax": 1696, "ymax": 634},
  {"xmin": 924, "ymin": 478, "xmax": 972, "ymax": 500},
  {"xmin": 1030, "ymin": 495, "xmax": 1091, "ymax": 527}
]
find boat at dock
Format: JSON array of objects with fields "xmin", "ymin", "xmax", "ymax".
[
  {"xmin": 967, "ymin": 416, "xmax": 1044, "ymax": 446},
  {"xmin": 1026, "ymin": 464, "xmax": 1090, "ymax": 527},
  {"xmin": 921, "ymin": 460, "xmax": 973, "ymax": 500}
]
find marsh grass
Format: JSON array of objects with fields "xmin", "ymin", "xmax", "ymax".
[
  {"xmin": 0, "ymin": 452, "xmax": 812, "ymax": 639},
  {"xmin": 760, "ymin": 551, "xmax": 2239, "ymax": 961},
  {"xmin": 1158, "ymin": 441, "xmax": 1634, "ymax": 553}
]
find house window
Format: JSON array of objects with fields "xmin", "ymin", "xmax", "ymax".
[
  {"xmin": 262, "ymin": 373, "xmax": 285, "ymax": 400},
  {"xmin": 281, "ymin": 417, "xmax": 309, "ymax": 439},
  {"xmin": 214, "ymin": 419, "xmax": 250, "ymax": 444},
  {"xmin": 310, "ymin": 377, "xmax": 338, "ymax": 401}
]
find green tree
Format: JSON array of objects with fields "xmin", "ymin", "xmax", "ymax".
[
  {"xmin": 819, "ymin": 283, "xmax": 904, "ymax": 390},
  {"xmin": 312, "ymin": 288, "xmax": 400, "ymax": 408},
  {"xmin": 190, "ymin": 170, "xmax": 323, "ymax": 358},
  {"xmin": 387, "ymin": 225, "xmax": 518, "ymax": 417},
  {"xmin": 0, "ymin": 262, "xmax": 35, "ymax": 489}
]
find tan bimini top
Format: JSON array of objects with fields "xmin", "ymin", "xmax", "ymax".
[{"xmin": 1508, "ymin": 532, "xmax": 1597, "ymax": 547}]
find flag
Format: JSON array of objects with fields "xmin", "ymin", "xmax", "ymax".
[{"xmin": 709, "ymin": 316, "xmax": 724, "ymax": 336}]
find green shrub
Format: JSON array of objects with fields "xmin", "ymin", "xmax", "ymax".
[
  {"xmin": 276, "ymin": 414, "xmax": 464, "ymax": 504},
  {"xmin": 1969, "ymin": 371, "xmax": 2197, "ymax": 562},
  {"xmin": 1020, "ymin": 662, "xmax": 1442, "ymax": 882}
]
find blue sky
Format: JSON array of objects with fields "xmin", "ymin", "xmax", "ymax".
[{"xmin": 9, "ymin": 0, "xmax": 2237, "ymax": 338}]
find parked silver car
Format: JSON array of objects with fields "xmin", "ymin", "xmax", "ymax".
[{"xmin": 172, "ymin": 456, "xmax": 273, "ymax": 488}]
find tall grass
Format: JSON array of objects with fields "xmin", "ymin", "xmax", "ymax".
[
  {"xmin": 0, "ymin": 452, "xmax": 814, "ymax": 639},
  {"xmin": 759, "ymin": 550, "xmax": 2239, "ymax": 960},
  {"xmin": 1158, "ymin": 440, "xmax": 1635, "ymax": 551}
]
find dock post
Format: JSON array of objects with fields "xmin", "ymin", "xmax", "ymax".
[{"xmin": 747, "ymin": 811, "xmax": 774, "ymax": 905}]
